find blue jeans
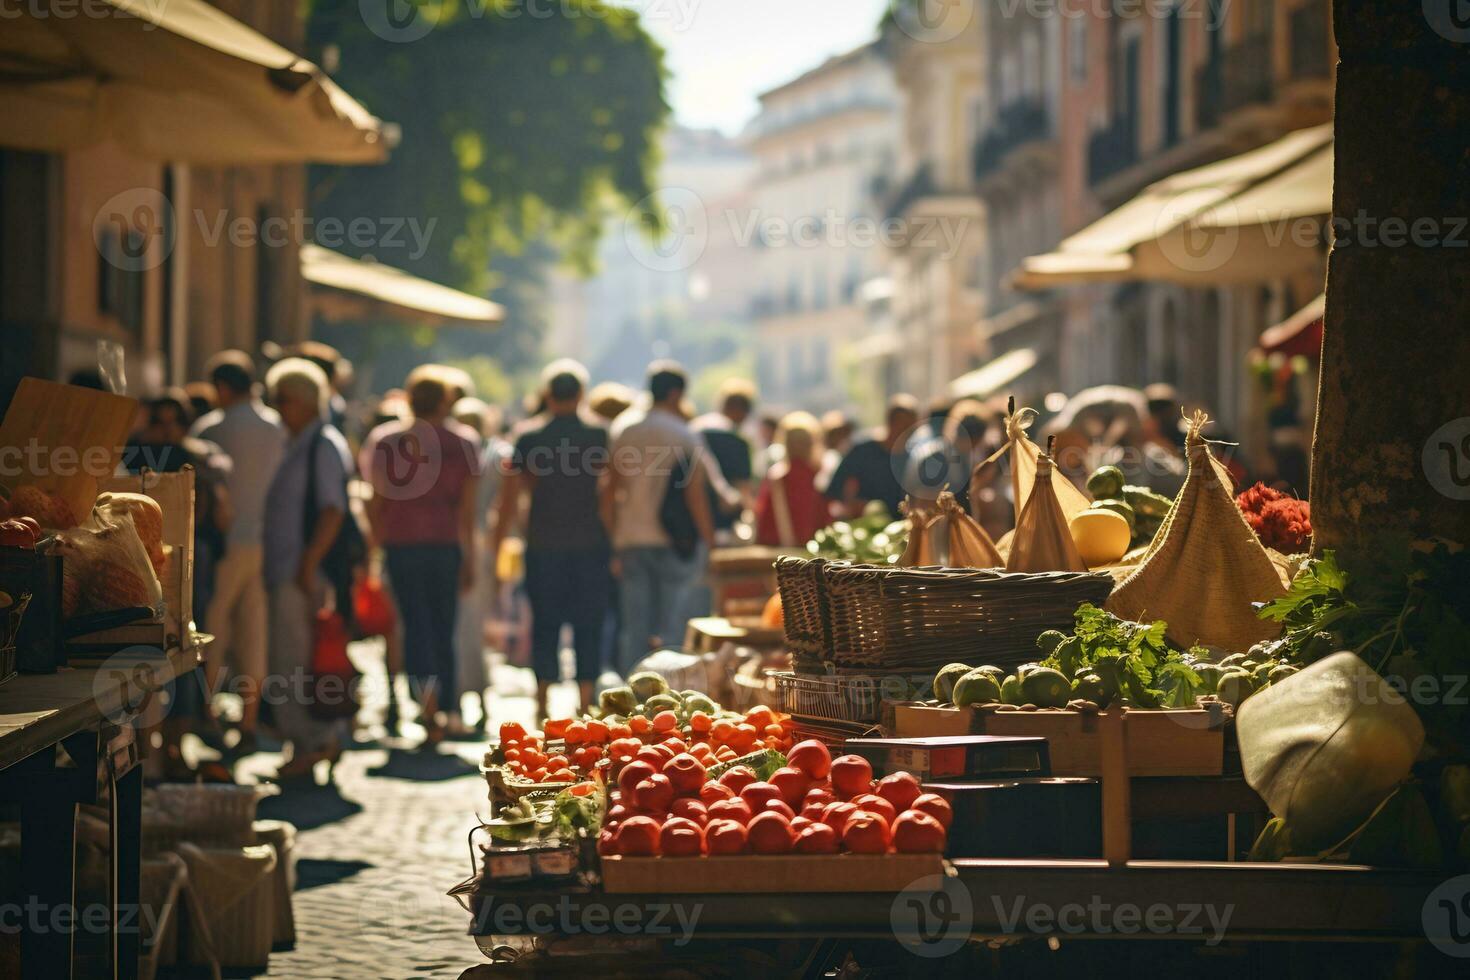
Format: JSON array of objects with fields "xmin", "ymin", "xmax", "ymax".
[
  {"xmin": 385, "ymin": 544, "xmax": 462, "ymax": 706},
  {"xmin": 617, "ymin": 545, "xmax": 701, "ymax": 674}
]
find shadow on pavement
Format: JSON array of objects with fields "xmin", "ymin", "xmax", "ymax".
[
  {"xmin": 367, "ymin": 748, "xmax": 478, "ymax": 782},
  {"xmin": 294, "ymin": 857, "xmax": 374, "ymax": 891},
  {"xmin": 256, "ymin": 782, "xmax": 364, "ymax": 831}
]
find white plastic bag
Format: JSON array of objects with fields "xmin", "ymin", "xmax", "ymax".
[{"xmin": 50, "ymin": 503, "xmax": 163, "ymax": 618}]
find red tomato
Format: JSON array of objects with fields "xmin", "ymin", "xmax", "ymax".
[
  {"xmin": 563, "ymin": 722, "xmax": 588, "ymax": 746},
  {"xmin": 689, "ymin": 711, "xmax": 713, "ymax": 733},
  {"xmin": 585, "ymin": 719, "xmax": 610, "ymax": 743},
  {"xmin": 830, "ymin": 755, "xmax": 874, "ymax": 798},
  {"xmin": 548, "ymin": 768, "xmax": 576, "ymax": 782},
  {"xmin": 698, "ymin": 780, "xmax": 735, "ymax": 806},
  {"xmin": 790, "ymin": 816, "xmax": 813, "ymax": 834},
  {"xmin": 795, "ymin": 823, "xmax": 840, "ymax": 854},
  {"xmin": 761, "ymin": 798, "xmax": 796, "ymax": 821},
  {"xmin": 717, "ymin": 765, "xmax": 759, "ymax": 795},
  {"xmin": 634, "ymin": 746, "xmax": 667, "ymax": 770},
  {"xmin": 729, "ymin": 724, "xmax": 759, "ymax": 752},
  {"xmin": 617, "ymin": 760, "xmax": 658, "ymax": 799},
  {"xmin": 803, "ymin": 786, "xmax": 835, "ymax": 810},
  {"xmin": 670, "ymin": 798, "xmax": 709, "ymax": 826},
  {"xmin": 596, "ymin": 829, "xmax": 618, "ymax": 856},
  {"xmin": 609, "ymin": 723, "xmax": 634, "ymax": 740},
  {"xmin": 841, "ymin": 811, "xmax": 892, "ymax": 854},
  {"xmin": 892, "ymin": 811, "xmax": 947, "ymax": 853},
  {"xmin": 820, "ymin": 801, "xmax": 859, "ymax": 836},
  {"xmin": 633, "ymin": 773, "xmax": 675, "ymax": 813},
  {"xmin": 768, "ymin": 767, "xmax": 812, "ymax": 808},
  {"xmin": 543, "ymin": 718, "xmax": 571, "ymax": 739},
  {"xmin": 653, "ymin": 710, "xmax": 679, "ymax": 732},
  {"xmin": 498, "ymin": 722, "xmax": 528, "ymax": 744},
  {"xmin": 659, "ymin": 816, "xmax": 706, "ymax": 857},
  {"xmin": 503, "ymin": 748, "xmax": 522, "ymax": 764},
  {"xmin": 706, "ymin": 798, "xmax": 753, "ymax": 826},
  {"xmin": 705, "ymin": 818, "xmax": 748, "ymax": 855},
  {"xmin": 786, "ymin": 739, "xmax": 832, "ymax": 780},
  {"xmin": 544, "ymin": 754, "xmax": 569, "ymax": 772},
  {"xmin": 628, "ymin": 716, "xmax": 652, "ymax": 735},
  {"xmin": 710, "ymin": 719, "xmax": 737, "ymax": 743},
  {"xmin": 910, "ymin": 794, "xmax": 954, "ymax": 830},
  {"xmin": 800, "ymin": 800, "xmax": 829, "ymax": 822},
  {"xmin": 738, "ymin": 781, "xmax": 783, "ymax": 812},
  {"xmin": 745, "ymin": 705, "xmax": 777, "ymax": 731},
  {"xmin": 604, "ymin": 803, "xmax": 630, "ymax": 829},
  {"xmin": 663, "ymin": 754, "xmax": 707, "ymax": 797},
  {"xmin": 746, "ymin": 811, "xmax": 795, "ymax": 854},
  {"xmin": 661, "ymin": 737, "xmax": 689, "ymax": 755},
  {"xmin": 875, "ymin": 772, "xmax": 923, "ymax": 814},
  {"xmin": 851, "ymin": 794, "xmax": 897, "ymax": 828},
  {"xmin": 615, "ymin": 816, "xmax": 662, "ymax": 856}
]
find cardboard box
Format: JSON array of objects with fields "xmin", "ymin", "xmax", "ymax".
[
  {"xmin": 891, "ymin": 705, "xmax": 1226, "ymax": 777},
  {"xmin": 843, "ymin": 734, "xmax": 1051, "ymax": 780},
  {"xmin": 601, "ymin": 853, "xmax": 945, "ymax": 894}
]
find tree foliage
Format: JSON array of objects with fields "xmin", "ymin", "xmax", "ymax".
[{"xmin": 306, "ymin": 0, "xmax": 669, "ymax": 297}]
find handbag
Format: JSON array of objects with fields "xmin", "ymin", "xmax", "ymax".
[
  {"xmin": 352, "ymin": 573, "xmax": 396, "ymax": 639},
  {"xmin": 306, "ymin": 607, "xmax": 359, "ymax": 721},
  {"xmin": 304, "ymin": 425, "xmax": 367, "ymax": 630}
]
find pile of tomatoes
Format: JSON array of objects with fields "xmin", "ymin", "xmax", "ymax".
[
  {"xmin": 496, "ymin": 705, "xmax": 799, "ymax": 786},
  {"xmin": 598, "ymin": 737, "xmax": 950, "ymax": 858}
]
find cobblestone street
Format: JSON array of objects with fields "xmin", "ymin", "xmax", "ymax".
[{"xmin": 230, "ymin": 642, "xmax": 579, "ymax": 979}]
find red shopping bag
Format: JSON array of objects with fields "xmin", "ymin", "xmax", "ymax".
[
  {"xmin": 307, "ymin": 608, "xmax": 359, "ymax": 721},
  {"xmin": 352, "ymin": 573, "xmax": 396, "ymax": 639}
]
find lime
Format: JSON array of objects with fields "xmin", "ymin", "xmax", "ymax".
[
  {"xmin": 1216, "ymin": 670, "xmax": 1256, "ymax": 707},
  {"xmin": 599, "ymin": 686, "xmax": 636, "ymax": 716},
  {"xmin": 628, "ymin": 671, "xmax": 669, "ymax": 702},
  {"xmin": 1071, "ymin": 674, "xmax": 1107, "ymax": 704},
  {"xmin": 1087, "ymin": 465, "xmax": 1125, "ymax": 500},
  {"xmin": 1000, "ymin": 676, "xmax": 1025, "ymax": 705}
]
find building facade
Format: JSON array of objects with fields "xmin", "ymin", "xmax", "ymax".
[{"xmin": 744, "ymin": 43, "xmax": 902, "ymax": 414}]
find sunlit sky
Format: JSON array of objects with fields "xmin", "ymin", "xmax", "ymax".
[{"xmin": 616, "ymin": 0, "xmax": 892, "ymax": 135}]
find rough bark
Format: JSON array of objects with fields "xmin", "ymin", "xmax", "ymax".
[{"xmin": 1311, "ymin": 1, "xmax": 1470, "ymax": 573}]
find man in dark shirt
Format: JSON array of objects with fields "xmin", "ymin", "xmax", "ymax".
[
  {"xmin": 492, "ymin": 360, "xmax": 610, "ymax": 715},
  {"xmin": 824, "ymin": 395, "xmax": 920, "ymax": 520},
  {"xmin": 692, "ymin": 379, "xmax": 756, "ymax": 534}
]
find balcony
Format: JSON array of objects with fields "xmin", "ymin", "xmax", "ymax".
[
  {"xmin": 973, "ymin": 100, "xmax": 1053, "ymax": 184},
  {"xmin": 1086, "ymin": 116, "xmax": 1138, "ymax": 186},
  {"xmin": 1196, "ymin": 32, "xmax": 1275, "ymax": 131},
  {"xmin": 1289, "ymin": 0, "xmax": 1331, "ymax": 81}
]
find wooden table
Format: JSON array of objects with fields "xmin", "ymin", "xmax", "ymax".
[{"xmin": 0, "ymin": 644, "xmax": 199, "ymax": 980}]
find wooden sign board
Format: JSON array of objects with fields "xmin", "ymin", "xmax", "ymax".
[{"xmin": 0, "ymin": 377, "xmax": 137, "ymax": 521}]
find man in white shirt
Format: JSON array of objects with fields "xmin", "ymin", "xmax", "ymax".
[
  {"xmin": 603, "ymin": 362, "xmax": 716, "ymax": 673},
  {"xmin": 191, "ymin": 350, "xmax": 286, "ymax": 752}
]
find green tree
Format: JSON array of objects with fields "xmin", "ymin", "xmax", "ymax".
[{"xmin": 305, "ymin": 0, "xmax": 669, "ymax": 300}]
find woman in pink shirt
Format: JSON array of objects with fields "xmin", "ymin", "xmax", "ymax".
[
  {"xmin": 362, "ymin": 367, "xmax": 482, "ymax": 744},
  {"xmin": 755, "ymin": 412, "xmax": 832, "ymax": 547}
]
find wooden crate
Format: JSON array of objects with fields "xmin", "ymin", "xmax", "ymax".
[
  {"xmin": 601, "ymin": 853, "xmax": 945, "ymax": 894},
  {"xmin": 890, "ymin": 705, "xmax": 1227, "ymax": 778},
  {"xmin": 101, "ymin": 468, "xmax": 195, "ymax": 648}
]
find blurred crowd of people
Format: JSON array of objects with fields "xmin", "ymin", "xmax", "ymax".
[{"xmin": 96, "ymin": 340, "xmax": 1279, "ymax": 784}]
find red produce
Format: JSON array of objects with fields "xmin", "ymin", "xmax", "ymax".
[
  {"xmin": 705, "ymin": 819, "xmax": 748, "ymax": 855},
  {"xmin": 707, "ymin": 798, "xmax": 753, "ymax": 826},
  {"xmin": 851, "ymin": 794, "xmax": 897, "ymax": 827},
  {"xmin": 786, "ymin": 739, "xmax": 832, "ymax": 779},
  {"xmin": 800, "ymin": 800, "xmax": 828, "ymax": 822},
  {"xmin": 830, "ymin": 755, "xmax": 873, "ymax": 798},
  {"xmin": 892, "ymin": 811, "xmax": 947, "ymax": 853},
  {"xmin": 820, "ymin": 801, "xmax": 859, "ymax": 836},
  {"xmin": 698, "ymin": 781, "xmax": 735, "ymax": 806},
  {"xmin": 670, "ymin": 798, "xmax": 709, "ymax": 826},
  {"xmin": 717, "ymin": 765, "xmax": 759, "ymax": 795},
  {"xmin": 659, "ymin": 817, "xmax": 706, "ymax": 857},
  {"xmin": 875, "ymin": 772, "xmax": 923, "ymax": 813},
  {"xmin": 634, "ymin": 746, "xmax": 667, "ymax": 770},
  {"xmin": 841, "ymin": 811, "xmax": 892, "ymax": 854},
  {"xmin": 738, "ymin": 781, "xmax": 783, "ymax": 811},
  {"xmin": 747, "ymin": 811, "xmax": 796, "ymax": 854},
  {"xmin": 794, "ymin": 823, "xmax": 840, "ymax": 854},
  {"xmin": 768, "ymin": 767, "xmax": 812, "ymax": 808},
  {"xmin": 803, "ymin": 787, "xmax": 835, "ymax": 809},
  {"xmin": 761, "ymin": 799, "xmax": 796, "ymax": 821},
  {"xmin": 789, "ymin": 816, "xmax": 813, "ymax": 834},
  {"xmin": 664, "ymin": 753, "xmax": 707, "ymax": 796},
  {"xmin": 633, "ymin": 773, "xmax": 675, "ymax": 813},
  {"xmin": 910, "ymin": 793, "xmax": 954, "ymax": 830},
  {"xmin": 615, "ymin": 816, "xmax": 662, "ymax": 856},
  {"xmin": 617, "ymin": 760, "xmax": 658, "ymax": 799},
  {"xmin": 596, "ymin": 829, "xmax": 618, "ymax": 856}
]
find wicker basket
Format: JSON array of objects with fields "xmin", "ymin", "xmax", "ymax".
[
  {"xmin": 774, "ymin": 555, "xmax": 837, "ymax": 672},
  {"xmin": 772, "ymin": 670, "xmax": 927, "ymax": 725},
  {"xmin": 822, "ymin": 563, "xmax": 1115, "ymax": 673}
]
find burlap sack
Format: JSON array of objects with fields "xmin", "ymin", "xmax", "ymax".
[
  {"xmin": 985, "ymin": 404, "xmax": 1093, "ymax": 527},
  {"xmin": 938, "ymin": 491, "xmax": 1002, "ymax": 568},
  {"xmin": 1108, "ymin": 413, "xmax": 1287, "ymax": 650},
  {"xmin": 1006, "ymin": 451, "xmax": 1088, "ymax": 573},
  {"xmin": 895, "ymin": 499, "xmax": 938, "ymax": 568}
]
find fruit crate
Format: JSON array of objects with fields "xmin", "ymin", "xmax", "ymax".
[
  {"xmin": 481, "ymin": 765, "xmax": 577, "ymax": 810},
  {"xmin": 601, "ymin": 853, "xmax": 946, "ymax": 894}
]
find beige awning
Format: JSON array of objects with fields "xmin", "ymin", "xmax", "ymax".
[
  {"xmin": 1, "ymin": 0, "xmax": 389, "ymax": 164},
  {"xmin": 949, "ymin": 347, "xmax": 1039, "ymax": 399},
  {"xmin": 1015, "ymin": 125, "xmax": 1332, "ymax": 289},
  {"xmin": 302, "ymin": 245, "xmax": 505, "ymax": 326}
]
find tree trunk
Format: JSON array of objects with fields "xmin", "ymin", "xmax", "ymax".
[{"xmin": 1311, "ymin": 1, "xmax": 1470, "ymax": 573}]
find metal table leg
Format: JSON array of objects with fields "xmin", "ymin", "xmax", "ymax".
[{"xmin": 19, "ymin": 749, "xmax": 78, "ymax": 980}]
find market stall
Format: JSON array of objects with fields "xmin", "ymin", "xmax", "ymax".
[{"xmin": 446, "ymin": 390, "xmax": 1468, "ymax": 971}]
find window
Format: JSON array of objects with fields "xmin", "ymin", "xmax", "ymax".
[{"xmin": 1069, "ymin": 18, "xmax": 1088, "ymax": 84}]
